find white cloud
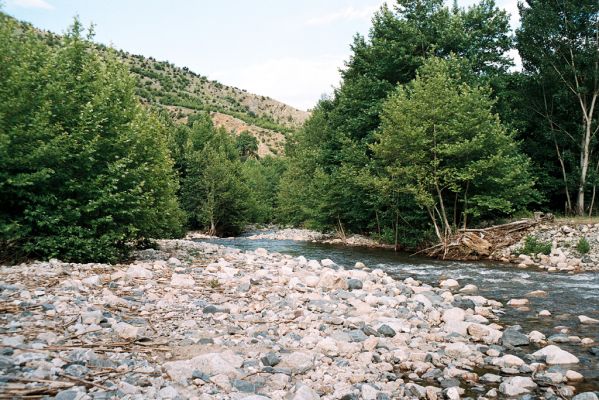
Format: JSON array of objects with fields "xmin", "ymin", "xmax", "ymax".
[
  {"xmin": 211, "ymin": 56, "xmax": 347, "ymax": 111},
  {"xmin": 10, "ymin": 0, "xmax": 54, "ymax": 10},
  {"xmin": 306, "ymin": 3, "xmax": 383, "ymax": 26}
]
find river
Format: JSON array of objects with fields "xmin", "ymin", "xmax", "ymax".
[{"xmin": 198, "ymin": 235, "xmax": 599, "ymax": 390}]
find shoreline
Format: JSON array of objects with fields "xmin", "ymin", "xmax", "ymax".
[{"xmin": 1, "ymin": 239, "xmax": 595, "ymax": 399}]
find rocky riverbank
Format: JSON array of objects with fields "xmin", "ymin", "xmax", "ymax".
[
  {"xmin": 493, "ymin": 222, "xmax": 599, "ymax": 272},
  {"xmin": 244, "ymin": 228, "xmax": 392, "ymax": 250},
  {"xmin": 1, "ymin": 239, "xmax": 597, "ymax": 399}
]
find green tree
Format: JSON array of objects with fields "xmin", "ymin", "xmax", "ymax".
[
  {"xmin": 236, "ymin": 131, "xmax": 259, "ymax": 161},
  {"xmin": 181, "ymin": 126, "xmax": 250, "ymax": 235},
  {"xmin": 517, "ymin": 0, "xmax": 599, "ymax": 215},
  {"xmin": 0, "ymin": 16, "xmax": 184, "ymax": 262},
  {"xmin": 372, "ymin": 57, "xmax": 536, "ymax": 241}
]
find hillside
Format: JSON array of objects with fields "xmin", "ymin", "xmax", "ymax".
[
  {"xmin": 11, "ymin": 14, "xmax": 309, "ymax": 156},
  {"xmin": 117, "ymin": 51, "xmax": 309, "ymax": 156}
]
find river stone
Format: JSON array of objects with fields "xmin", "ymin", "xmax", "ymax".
[
  {"xmin": 539, "ymin": 310, "xmax": 551, "ymax": 316},
  {"xmin": 442, "ymin": 307, "xmax": 465, "ymax": 323},
  {"xmin": 444, "ymin": 342, "xmax": 471, "ymax": 357},
  {"xmin": 163, "ymin": 351, "xmax": 244, "ymax": 379},
  {"xmin": 532, "ymin": 345, "xmax": 579, "ymax": 364},
  {"xmin": 501, "ymin": 326, "xmax": 530, "ymax": 347},
  {"xmin": 528, "ymin": 330, "xmax": 546, "ymax": 343},
  {"xmin": 278, "ymin": 352, "xmax": 315, "ymax": 374},
  {"xmin": 480, "ymin": 373, "xmax": 502, "ymax": 383},
  {"xmin": 126, "ymin": 264, "xmax": 153, "ymax": 279},
  {"xmin": 54, "ymin": 390, "xmax": 80, "ymax": 400},
  {"xmin": 347, "ymin": 279, "xmax": 363, "ymax": 291},
  {"xmin": 261, "ymin": 352, "xmax": 280, "ymax": 367},
  {"xmin": 377, "ymin": 324, "xmax": 396, "ymax": 337},
  {"xmin": 232, "ymin": 379, "xmax": 256, "ymax": 393},
  {"xmin": 578, "ymin": 315, "xmax": 599, "ymax": 324},
  {"xmin": 114, "ymin": 322, "xmax": 140, "ymax": 340},
  {"xmin": 507, "ymin": 298, "xmax": 529, "ymax": 306},
  {"xmin": 440, "ymin": 279, "xmax": 459, "ymax": 290},
  {"xmin": 459, "ymin": 284, "xmax": 478, "ymax": 294},
  {"xmin": 573, "ymin": 393, "xmax": 599, "ymax": 400},
  {"xmin": 565, "ymin": 370, "xmax": 583, "ymax": 381},
  {"xmin": 499, "ymin": 376, "xmax": 537, "ymax": 396},
  {"xmin": 170, "ymin": 273, "xmax": 195, "ymax": 287},
  {"xmin": 291, "ymin": 384, "xmax": 320, "ymax": 400}
]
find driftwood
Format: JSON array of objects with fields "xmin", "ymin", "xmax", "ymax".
[{"xmin": 421, "ymin": 213, "xmax": 553, "ymax": 260}]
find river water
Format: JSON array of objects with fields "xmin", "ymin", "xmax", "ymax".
[{"xmin": 198, "ymin": 235, "xmax": 599, "ymax": 390}]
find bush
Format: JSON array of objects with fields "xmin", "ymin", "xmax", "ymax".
[
  {"xmin": 576, "ymin": 237, "xmax": 590, "ymax": 254},
  {"xmin": 518, "ymin": 235, "xmax": 552, "ymax": 256},
  {"xmin": 0, "ymin": 16, "xmax": 185, "ymax": 263}
]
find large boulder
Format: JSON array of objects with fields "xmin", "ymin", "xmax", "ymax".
[{"xmin": 532, "ymin": 345, "xmax": 579, "ymax": 364}]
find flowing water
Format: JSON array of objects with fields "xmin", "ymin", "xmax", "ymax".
[{"xmin": 197, "ymin": 235, "xmax": 599, "ymax": 390}]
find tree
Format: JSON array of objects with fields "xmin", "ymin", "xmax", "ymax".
[
  {"xmin": 372, "ymin": 57, "xmax": 536, "ymax": 241},
  {"xmin": 0, "ymin": 15, "xmax": 184, "ymax": 262},
  {"xmin": 181, "ymin": 126, "xmax": 250, "ymax": 235},
  {"xmin": 517, "ymin": 0, "xmax": 599, "ymax": 215},
  {"xmin": 236, "ymin": 131, "xmax": 259, "ymax": 160}
]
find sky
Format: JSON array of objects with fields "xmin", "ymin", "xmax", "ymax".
[{"xmin": 4, "ymin": 0, "xmax": 519, "ymax": 111}]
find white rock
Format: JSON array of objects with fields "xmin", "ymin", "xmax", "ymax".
[
  {"xmin": 578, "ymin": 315, "xmax": 599, "ymax": 324},
  {"xmin": 278, "ymin": 352, "xmax": 315, "ymax": 374},
  {"xmin": 440, "ymin": 279, "xmax": 459, "ymax": 290},
  {"xmin": 532, "ymin": 345, "xmax": 579, "ymax": 364},
  {"xmin": 164, "ymin": 351, "xmax": 243, "ymax": 380},
  {"xmin": 167, "ymin": 257, "xmax": 182, "ymax": 265},
  {"xmin": 442, "ymin": 308, "xmax": 465, "ymax": 323},
  {"xmin": 444, "ymin": 342, "xmax": 471, "ymax": 358},
  {"xmin": 170, "ymin": 273, "xmax": 195, "ymax": 287},
  {"xmin": 528, "ymin": 330, "xmax": 546, "ymax": 343},
  {"xmin": 320, "ymin": 259, "xmax": 336, "ymax": 267},
  {"xmin": 539, "ymin": 310, "xmax": 551, "ymax": 316},
  {"xmin": 317, "ymin": 271, "xmax": 347, "ymax": 290},
  {"xmin": 459, "ymin": 284, "xmax": 478, "ymax": 294},
  {"xmin": 565, "ymin": 370, "xmax": 583, "ymax": 382},
  {"xmin": 114, "ymin": 322, "xmax": 140, "ymax": 340},
  {"xmin": 126, "ymin": 264, "xmax": 153, "ymax": 279},
  {"xmin": 292, "ymin": 384, "xmax": 320, "ymax": 400},
  {"xmin": 499, "ymin": 376, "xmax": 537, "ymax": 396},
  {"xmin": 255, "ymin": 248, "xmax": 268, "ymax": 257},
  {"xmin": 492, "ymin": 354, "xmax": 525, "ymax": 368},
  {"xmin": 507, "ymin": 298, "xmax": 529, "ymax": 306}
]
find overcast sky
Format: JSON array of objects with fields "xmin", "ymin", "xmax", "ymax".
[{"xmin": 5, "ymin": 0, "xmax": 520, "ymax": 110}]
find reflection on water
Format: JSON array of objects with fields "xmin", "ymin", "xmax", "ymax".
[{"xmin": 198, "ymin": 236, "xmax": 599, "ymax": 389}]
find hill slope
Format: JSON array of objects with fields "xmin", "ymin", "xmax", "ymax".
[
  {"xmin": 118, "ymin": 51, "xmax": 309, "ymax": 156},
  {"xmin": 9, "ymin": 13, "xmax": 309, "ymax": 156}
]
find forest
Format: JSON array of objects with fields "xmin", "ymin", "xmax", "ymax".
[{"xmin": 1, "ymin": 0, "xmax": 598, "ymax": 262}]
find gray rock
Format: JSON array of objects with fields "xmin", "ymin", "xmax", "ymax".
[
  {"xmin": 502, "ymin": 326, "xmax": 530, "ymax": 347},
  {"xmin": 377, "ymin": 324, "xmax": 396, "ymax": 338},
  {"xmin": 348, "ymin": 329, "xmax": 368, "ymax": 342},
  {"xmin": 261, "ymin": 352, "xmax": 280, "ymax": 367},
  {"xmin": 191, "ymin": 370, "xmax": 210, "ymax": 382},
  {"xmin": 232, "ymin": 379, "xmax": 256, "ymax": 393},
  {"xmin": 573, "ymin": 393, "xmax": 599, "ymax": 400},
  {"xmin": 347, "ymin": 279, "xmax": 363, "ymax": 290},
  {"xmin": 54, "ymin": 390, "xmax": 80, "ymax": 400}
]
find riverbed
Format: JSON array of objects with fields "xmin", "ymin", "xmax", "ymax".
[{"xmin": 200, "ymin": 235, "xmax": 599, "ymax": 390}]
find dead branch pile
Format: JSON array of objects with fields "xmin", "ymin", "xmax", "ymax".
[{"xmin": 422, "ymin": 213, "xmax": 553, "ymax": 260}]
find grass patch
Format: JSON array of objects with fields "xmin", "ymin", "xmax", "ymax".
[
  {"xmin": 576, "ymin": 237, "xmax": 591, "ymax": 254},
  {"xmin": 517, "ymin": 235, "xmax": 551, "ymax": 256}
]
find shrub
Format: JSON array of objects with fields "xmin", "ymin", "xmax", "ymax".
[
  {"xmin": 576, "ymin": 237, "xmax": 590, "ymax": 254},
  {"xmin": 0, "ymin": 16, "xmax": 184, "ymax": 263},
  {"xmin": 518, "ymin": 235, "xmax": 551, "ymax": 256}
]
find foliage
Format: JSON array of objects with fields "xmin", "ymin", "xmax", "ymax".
[
  {"xmin": 0, "ymin": 15, "xmax": 184, "ymax": 263},
  {"xmin": 518, "ymin": 236, "xmax": 552, "ymax": 256},
  {"xmin": 516, "ymin": 0, "xmax": 599, "ymax": 215},
  {"xmin": 576, "ymin": 237, "xmax": 591, "ymax": 254},
  {"xmin": 372, "ymin": 57, "xmax": 537, "ymax": 240},
  {"xmin": 236, "ymin": 131, "xmax": 259, "ymax": 161},
  {"xmin": 179, "ymin": 121, "xmax": 252, "ymax": 235}
]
